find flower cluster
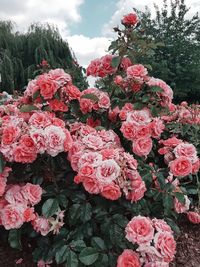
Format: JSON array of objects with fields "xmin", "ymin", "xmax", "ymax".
[
  {"xmin": 79, "ymin": 88, "xmax": 111, "ymax": 114},
  {"xmin": 120, "ymin": 107, "xmax": 165, "ymax": 157},
  {"xmin": 159, "ymin": 137, "xmax": 199, "ymax": 177},
  {"xmin": 0, "ymin": 111, "xmax": 72, "ymax": 163},
  {"xmin": 68, "ymin": 123, "xmax": 146, "ymax": 202},
  {"xmin": 86, "ymin": 54, "xmax": 117, "ymax": 77},
  {"xmin": 117, "ymin": 216, "xmax": 176, "ymax": 266},
  {"xmin": 0, "ymin": 182, "xmax": 42, "ymax": 230},
  {"xmin": 23, "ymin": 68, "xmax": 81, "ymax": 112}
]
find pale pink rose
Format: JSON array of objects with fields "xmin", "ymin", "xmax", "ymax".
[
  {"xmin": 82, "ymin": 133, "xmax": 104, "ymax": 150},
  {"xmin": 126, "ymin": 64, "xmax": 148, "ymax": 81},
  {"xmin": 1, "ymin": 204, "xmax": 24, "ymax": 229},
  {"xmin": 169, "ymin": 156, "xmax": 192, "ymax": 177},
  {"xmin": 21, "ymin": 183, "xmax": 42, "ymax": 206},
  {"xmin": 187, "ymin": 211, "xmax": 200, "ymax": 224},
  {"xmin": 79, "ymin": 152, "xmax": 102, "ymax": 168},
  {"xmin": 32, "ymin": 216, "xmax": 50, "ymax": 236},
  {"xmin": 82, "ymin": 176, "xmax": 101, "ymax": 194},
  {"xmin": 121, "ymin": 121, "xmax": 136, "ymax": 140},
  {"xmin": 2, "ymin": 125, "xmax": 20, "ymax": 145},
  {"xmin": 37, "ymin": 74, "xmax": 59, "ymax": 100},
  {"xmin": 30, "ymin": 130, "xmax": 46, "ymax": 154},
  {"xmin": 24, "ymin": 79, "xmax": 39, "ymax": 97},
  {"xmin": 44, "ymin": 125, "xmax": 66, "ymax": 156},
  {"xmin": 29, "ymin": 113, "xmax": 51, "ymax": 128},
  {"xmin": 96, "ymin": 159, "xmax": 120, "ymax": 184},
  {"xmin": 132, "ymin": 137, "xmax": 153, "ymax": 157},
  {"xmin": 123, "ymin": 152, "xmax": 138, "ymax": 170},
  {"xmin": 164, "ymin": 152, "xmax": 175, "ymax": 164},
  {"xmin": 154, "ymin": 232, "xmax": 176, "ymax": 262},
  {"xmin": 125, "ymin": 216, "xmax": 154, "ymax": 245},
  {"xmin": 127, "ymin": 110, "xmax": 151, "ymax": 125},
  {"xmin": 101, "ymin": 183, "xmax": 121, "ymax": 200},
  {"xmin": 144, "ymin": 262, "xmax": 169, "ymax": 267},
  {"xmin": 150, "ymin": 118, "xmax": 165, "ymax": 139},
  {"xmin": 122, "ymin": 12, "xmax": 139, "ymax": 26},
  {"xmin": 137, "ymin": 245, "xmax": 162, "ymax": 263},
  {"xmin": 159, "ymin": 137, "xmax": 182, "ymax": 147},
  {"xmin": 174, "ymin": 143, "xmax": 197, "ymax": 163},
  {"xmin": 98, "ymin": 93, "xmax": 110, "ymax": 109},
  {"xmin": 51, "ymin": 117, "xmax": 65, "ymax": 128},
  {"xmin": 152, "ymin": 219, "xmax": 173, "ymax": 233},
  {"xmin": 37, "ymin": 259, "xmax": 52, "ymax": 267},
  {"xmin": 117, "ymin": 249, "xmax": 141, "ymax": 267},
  {"xmin": 48, "ymin": 68, "xmax": 72, "ymax": 85},
  {"xmin": 5, "ymin": 185, "xmax": 26, "ymax": 205},
  {"xmin": 174, "ymin": 195, "xmax": 190, "ymax": 214}
]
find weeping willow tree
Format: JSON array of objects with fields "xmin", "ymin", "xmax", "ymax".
[{"xmin": 0, "ymin": 21, "xmax": 87, "ymax": 93}]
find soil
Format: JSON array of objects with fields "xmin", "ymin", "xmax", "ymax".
[{"xmin": 0, "ymin": 221, "xmax": 200, "ymax": 267}]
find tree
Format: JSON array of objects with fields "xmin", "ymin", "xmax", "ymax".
[
  {"xmin": 139, "ymin": 0, "xmax": 200, "ymax": 103},
  {"xmin": 0, "ymin": 22, "xmax": 87, "ymax": 93}
]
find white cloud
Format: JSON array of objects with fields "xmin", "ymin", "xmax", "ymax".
[
  {"xmin": 67, "ymin": 34, "xmax": 111, "ymax": 67},
  {"xmin": 0, "ymin": 0, "xmax": 84, "ymax": 35}
]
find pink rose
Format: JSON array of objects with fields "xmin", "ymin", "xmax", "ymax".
[
  {"xmin": 132, "ymin": 137, "xmax": 153, "ymax": 157},
  {"xmin": 2, "ymin": 125, "xmax": 20, "ymax": 145},
  {"xmin": 144, "ymin": 262, "xmax": 169, "ymax": 267},
  {"xmin": 174, "ymin": 143, "xmax": 197, "ymax": 163},
  {"xmin": 44, "ymin": 125, "xmax": 66, "ymax": 156},
  {"xmin": 82, "ymin": 176, "xmax": 101, "ymax": 194},
  {"xmin": 120, "ymin": 57, "xmax": 132, "ymax": 70},
  {"xmin": 101, "ymin": 183, "xmax": 121, "ymax": 200},
  {"xmin": 150, "ymin": 118, "xmax": 165, "ymax": 139},
  {"xmin": 187, "ymin": 211, "xmax": 200, "ymax": 224},
  {"xmin": 32, "ymin": 216, "xmax": 50, "ymax": 236},
  {"xmin": 1, "ymin": 204, "xmax": 24, "ymax": 230},
  {"xmin": 48, "ymin": 99, "xmax": 68, "ymax": 112},
  {"xmin": 126, "ymin": 64, "xmax": 148, "ymax": 81},
  {"xmin": 152, "ymin": 219, "xmax": 173, "ymax": 233},
  {"xmin": 82, "ymin": 133, "xmax": 104, "ymax": 150},
  {"xmin": 154, "ymin": 232, "xmax": 176, "ymax": 262},
  {"xmin": 174, "ymin": 195, "xmax": 190, "ymax": 214},
  {"xmin": 79, "ymin": 165, "xmax": 95, "ymax": 177},
  {"xmin": 21, "ymin": 183, "xmax": 42, "ymax": 206},
  {"xmin": 169, "ymin": 156, "xmax": 192, "ymax": 177},
  {"xmin": 98, "ymin": 93, "xmax": 110, "ymax": 109},
  {"xmin": 5, "ymin": 185, "xmax": 25, "ymax": 205},
  {"xmin": 127, "ymin": 110, "xmax": 151, "ymax": 125},
  {"xmin": 125, "ymin": 216, "xmax": 154, "ymax": 245},
  {"xmin": 29, "ymin": 112, "xmax": 51, "ymax": 128},
  {"xmin": 192, "ymin": 159, "xmax": 200, "ymax": 174},
  {"xmin": 30, "ymin": 130, "xmax": 46, "ymax": 154},
  {"xmin": 65, "ymin": 85, "xmax": 81, "ymax": 100},
  {"xmin": 14, "ymin": 135, "xmax": 37, "ymax": 163},
  {"xmin": 127, "ymin": 178, "xmax": 146, "ymax": 202},
  {"xmin": 96, "ymin": 159, "xmax": 120, "ymax": 184},
  {"xmin": 121, "ymin": 121, "xmax": 136, "ymax": 140},
  {"xmin": 117, "ymin": 249, "xmax": 141, "ymax": 267},
  {"xmin": 122, "ymin": 13, "xmax": 139, "ymax": 26},
  {"xmin": 114, "ymin": 75, "xmax": 123, "ymax": 85},
  {"xmin": 79, "ymin": 152, "xmax": 102, "ymax": 168},
  {"xmin": 23, "ymin": 207, "xmax": 36, "ymax": 222},
  {"xmin": 37, "ymin": 74, "xmax": 59, "ymax": 100},
  {"xmin": 79, "ymin": 98, "xmax": 93, "ymax": 114},
  {"xmin": 48, "ymin": 68, "xmax": 72, "ymax": 85}
]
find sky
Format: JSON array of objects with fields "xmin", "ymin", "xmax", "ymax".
[{"xmin": 0, "ymin": 0, "xmax": 200, "ymax": 70}]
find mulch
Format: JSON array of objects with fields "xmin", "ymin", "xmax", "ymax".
[{"xmin": 0, "ymin": 221, "xmax": 200, "ymax": 267}]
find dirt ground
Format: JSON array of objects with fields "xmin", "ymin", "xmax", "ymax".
[{"xmin": 0, "ymin": 222, "xmax": 200, "ymax": 267}]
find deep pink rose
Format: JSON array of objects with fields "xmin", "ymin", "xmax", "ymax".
[
  {"xmin": 48, "ymin": 99, "xmax": 68, "ymax": 112},
  {"xmin": 169, "ymin": 156, "xmax": 192, "ymax": 177},
  {"xmin": 2, "ymin": 125, "xmax": 20, "ymax": 145},
  {"xmin": 122, "ymin": 13, "xmax": 139, "ymax": 26},
  {"xmin": 37, "ymin": 74, "xmax": 59, "ymax": 100},
  {"xmin": 101, "ymin": 183, "xmax": 121, "ymax": 200},
  {"xmin": 125, "ymin": 216, "xmax": 154, "ymax": 245},
  {"xmin": 117, "ymin": 249, "xmax": 141, "ymax": 267}
]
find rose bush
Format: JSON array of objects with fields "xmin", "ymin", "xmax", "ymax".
[{"xmin": 0, "ymin": 10, "xmax": 199, "ymax": 267}]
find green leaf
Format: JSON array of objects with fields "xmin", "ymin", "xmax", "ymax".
[
  {"xmin": 32, "ymin": 90, "xmax": 40, "ymax": 100},
  {"xmin": 57, "ymin": 194, "xmax": 68, "ymax": 208},
  {"xmin": 42, "ymin": 198, "xmax": 59, "ymax": 217},
  {"xmin": 142, "ymin": 95, "xmax": 150, "ymax": 103},
  {"xmin": 8, "ymin": 229, "xmax": 22, "ymax": 250},
  {"xmin": 134, "ymin": 102, "xmax": 144, "ymax": 110},
  {"xmin": 65, "ymin": 250, "xmax": 78, "ymax": 267},
  {"xmin": 69, "ymin": 204, "xmax": 81, "ymax": 224},
  {"xmin": 111, "ymin": 56, "xmax": 121, "ymax": 68},
  {"xmin": 163, "ymin": 194, "xmax": 173, "ymax": 215},
  {"xmin": 20, "ymin": 104, "xmax": 39, "ymax": 112},
  {"xmin": 70, "ymin": 240, "xmax": 86, "ymax": 252},
  {"xmin": 81, "ymin": 94, "xmax": 99, "ymax": 102},
  {"xmin": 91, "ymin": 237, "xmax": 106, "ymax": 250},
  {"xmin": 80, "ymin": 203, "xmax": 92, "ymax": 223},
  {"xmin": 150, "ymin": 86, "xmax": 163, "ymax": 93},
  {"xmin": 0, "ymin": 153, "xmax": 5, "ymax": 173},
  {"xmin": 79, "ymin": 247, "xmax": 99, "ymax": 265},
  {"xmin": 174, "ymin": 192, "xmax": 185, "ymax": 204},
  {"xmin": 55, "ymin": 245, "xmax": 68, "ymax": 264}
]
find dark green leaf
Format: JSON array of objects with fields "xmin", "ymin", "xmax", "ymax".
[
  {"xmin": 174, "ymin": 192, "xmax": 185, "ymax": 204},
  {"xmin": 79, "ymin": 247, "xmax": 99, "ymax": 265},
  {"xmin": 55, "ymin": 245, "xmax": 68, "ymax": 264},
  {"xmin": 8, "ymin": 229, "xmax": 22, "ymax": 250},
  {"xmin": 65, "ymin": 250, "xmax": 78, "ymax": 267},
  {"xmin": 111, "ymin": 56, "xmax": 121, "ymax": 68},
  {"xmin": 91, "ymin": 237, "xmax": 106, "ymax": 250},
  {"xmin": 81, "ymin": 94, "xmax": 99, "ymax": 102},
  {"xmin": 42, "ymin": 198, "xmax": 59, "ymax": 217}
]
